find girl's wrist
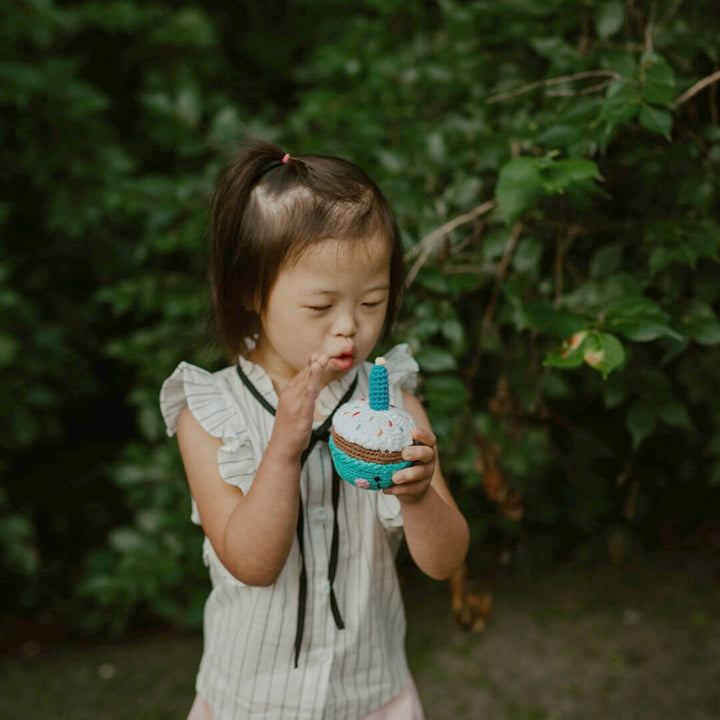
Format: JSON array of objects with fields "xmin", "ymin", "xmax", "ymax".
[
  {"xmin": 394, "ymin": 482, "xmax": 435, "ymax": 508},
  {"xmin": 264, "ymin": 436, "xmax": 304, "ymax": 468},
  {"xmin": 396, "ymin": 488, "xmax": 431, "ymax": 507}
]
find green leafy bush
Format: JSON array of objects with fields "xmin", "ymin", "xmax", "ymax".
[
  {"xmin": 4, "ymin": 0, "xmax": 720, "ymax": 633},
  {"xmin": 285, "ymin": 0, "xmax": 720, "ymax": 560},
  {"xmin": 0, "ymin": 0, "xmax": 233, "ymax": 628}
]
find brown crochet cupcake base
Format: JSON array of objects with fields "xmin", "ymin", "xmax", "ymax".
[{"xmin": 331, "ymin": 429, "xmax": 406, "ymax": 464}]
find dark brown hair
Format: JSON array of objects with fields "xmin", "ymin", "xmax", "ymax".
[{"xmin": 209, "ymin": 139, "xmax": 405, "ymax": 359}]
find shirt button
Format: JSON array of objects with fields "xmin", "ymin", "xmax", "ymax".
[
  {"xmin": 311, "ymin": 507, "xmax": 328, "ymax": 522},
  {"xmin": 319, "ymin": 580, "xmax": 331, "ymax": 594}
]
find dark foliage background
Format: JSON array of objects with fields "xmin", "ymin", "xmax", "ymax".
[{"xmin": 2, "ymin": 0, "xmax": 719, "ymax": 638}]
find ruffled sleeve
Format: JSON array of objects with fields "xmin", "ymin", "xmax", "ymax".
[
  {"xmin": 384, "ymin": 343, "xmax": 419, "ymax": 398},
  {"xmin": 160, "ymin": 362, "xmax": 257, "ymax": 522},
  {"xmin": 376, "ymin": 343, "xmax": 420, "ymax": 529}
]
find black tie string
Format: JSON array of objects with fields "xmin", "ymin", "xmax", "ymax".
[{"xmin": 235, "ymin": 362, "xmax": 358, "ymax": 668}]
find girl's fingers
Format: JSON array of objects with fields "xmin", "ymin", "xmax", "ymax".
[
  {"xmin": 401, "ymin": 444, "xmax": 434, "ymax": 463},
  {"xmin": 411, "ymin": 426, "xmax": 437, "ymax": 448},
  {"xmin": 383, "ymin": 475, "xmax": 431, "ymax": 498},
  {"xmin": 272, "ymin": 352, "xmax": 332, "ymax": 458},
  {"xmin": 391, "ymin": 434, "xmax": 436, "ymax": 491},
  {"xmin": 392, "ymin": 464, "xmax": 431, "ymax": 485},
  {"xmin": 284, "ymin": 353, "xmax": 325, "ymax": 396},
  {"xmin": 304, "ymin": 353, "xmax": 327, "ymax": 396}
]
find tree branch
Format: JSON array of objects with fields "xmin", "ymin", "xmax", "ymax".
[
  {"xmin": 554, "ymin": 225, "xmax": 583, "ymax": 305},
  {"xmin": 486, "ymin": 70, "xmax": 623, "ymax": 104},
  {"xmin": 482, "ymin": 221, "xmax": 523, "ymax": 328},
  {"xmin": 673, "ymin": 69, "xmax": 720, "ymax": 110},
  {"xmin": 657, "ymin": 0, "xmax": 684, "ymax": 31},
  {"xmin": 644, "ymin": 3, "xmax": 657, "ymax": 53},
  {"xmin": 447, "ymin": 221, "xmax": 523, "ymax": 463},
  {"xmin": 546, "ymin": 79, "xmax": 616, "ymax": 97},
  {"xmin": 404, "ymin": 200, "xmax": 495, "ymax": 287}
]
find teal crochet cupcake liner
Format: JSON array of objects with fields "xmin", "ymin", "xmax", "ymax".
[{"xmin": 329, "ymin": 437, "xmax": 412, "ymax": 490}]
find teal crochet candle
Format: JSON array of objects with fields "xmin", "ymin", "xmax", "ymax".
[{"xmin": 329, "ymin": 357, "xmax": 416, "ymax": 490}]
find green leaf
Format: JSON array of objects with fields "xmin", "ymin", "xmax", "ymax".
[
  {"xmin": 516, "ymin": 302, "xmax": 588, "ymax": 337},
  {"xmin": 482, "ymin": 227, "xmax": 514, "ymax": 261},
  {"xmin": 530, "ymin": 36, "xmax": 576, "ymax": 64},
  {"xmin": 648, "ymin": 247, "xmax": 675, "ymax": 275},
  {"xmin": 660, "ymin": 336, "xmax": 689, "ymax": 366},
  {"xmin": 681, "ymin": 304, "xmax": 720, "ymax": 345},
  {"xmin": 598, "ymin": 80, "xmax": 640, "ymax": 146},
  {"xmin": 602, "ymin": 296, "xmax": 682, "ymax": 341},
  {"xmin": 601, "ymin": 81, "xmax": 641, "ymax": 124},
  {"xmin": 547, "ymin": 158, "xmax": 602, "ymax": 192},
  {"xmin": 0, "ymin": 515, "xmax": 39, "ymax": 575},
  {"xmin": 408, "ymin": 316, "xmax": 442, "ymax": 339},
  {"xmin": 417, "ymin": 267, "xmax": 449, "ymax": 293},
  {"xmin": 626, "ymin": 403, "xmax": 657, "ymax": 448},
  {"xmin": 639, "ymin": 52, "xmax": 676, "ymax": 106},
  {"xmin": 590, "ymin": 243, "xmax": 623, "ymax": 279},
  {"xmin": 416, "ymin": 347, "xmax": 458, "ymax": 372},
  {"xmin": 543, "ymin": 331, "xmax": 590, "ymax": 369},
  {"xmin": 0, "ymin": 334, "xmax": 19, "ymax": 366},
  {"xmin": 426, "ymin": 132, "xmax": 446, "ymax": 163},
  {"xmin": 544, "ymin": 371, "xmax": 572, "ymax": 399},
  {"xmin": 639, "ymin": 104, "xmax": 673, "ymax": 139},
  {"xmin": 603, "ymin": 375, "xmax": 627, "ymax": 409},
  {"xmin": 109, "ymin": 527, "xmax": 145, "ymax": 552},
  {"xmin": 210, "ymin": 105, "xmax": 243, "ymax": 144},
  {"xmin": 583, "ymin": 332, "xmax": 626, "ymax": 379},
  {"xmin": 600, "ymin": 48, "xmax": 637, "ymax": 77},
  {"xmin": 495, "ymin": 157, "xmax": 544, "ymax": 224},
  {"xmin": 137, "ymin": 509, "xmax": 165, "ymax": 533},
  {"xmin": 595, "ymin": 1, "xmax": 624, "ymax": 38},
  {"xmin": 656, "ymin": 400, "xmax": 691, "ymax": 429},
  {"xmin": 377, "ymin": 149, "xmax": 404, "ymax": 173},
  {"xmin": 447, "ymin": 273, "xmax": 482, "ymax": 295},
  {"xmin": 544, "ymin": 348, "xmax": 585, "ymax": 370},
  {"xmin": 511, "ymin": 236, "xmax": 544, "ymax": 273},
  {"xmin": 441, "ymin": 318, "xmax": 465, "ymax": 348},
  {"xmin": 604, "ymin": 295, "xmax": 666, "ymax": 322},
  {"xmin": 611, "ymin": 319, "xmax": 683, "ymax": 342},
  {"xmin": 423, "ymin": 375, "xmax": 466, "ymax": 415}
]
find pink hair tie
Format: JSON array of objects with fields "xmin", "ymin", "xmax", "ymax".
[{"xmin": 281, "ymin": 153, "xmax": 290, "ymax": 164}]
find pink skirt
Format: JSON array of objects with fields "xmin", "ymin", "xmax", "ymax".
[{"xmin": 187, "ymin": 675, "xmax": 425, "ymax": 720}]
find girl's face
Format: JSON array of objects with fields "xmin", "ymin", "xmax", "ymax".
[{"xmin": 250, "ymin": 235, "xmax": 392, "ymax": 390}]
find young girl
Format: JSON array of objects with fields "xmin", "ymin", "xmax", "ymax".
[{"xmin": 160, "ymin": 139, "xmax": 469, "ymax": 720}]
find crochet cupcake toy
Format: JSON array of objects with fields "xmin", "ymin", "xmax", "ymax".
[{"xmin": 329, "ymin": 357, "xmax": 416, "ymax": 490}]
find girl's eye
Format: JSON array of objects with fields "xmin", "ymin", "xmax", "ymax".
[
  {"xmin": 306, "ymin": 305, "xmax": 331, "ymax": 312},
  {"xmin": 362, "ymin": 301, "xmax": 384, "ymax": 308}
]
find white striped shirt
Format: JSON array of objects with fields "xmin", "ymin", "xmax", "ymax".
[{"xmin": 160, "ymin": 345, "xmax": 419, "ymax": 720}]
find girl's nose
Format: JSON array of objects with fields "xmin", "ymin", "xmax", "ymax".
[{"xmin": 332, "ymin": 309, "xmax": 357, "ymax": 337}]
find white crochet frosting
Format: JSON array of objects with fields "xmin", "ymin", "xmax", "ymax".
[{"xmin": 333, "ymin": 398, "xmax": 415, "ymax": 452}]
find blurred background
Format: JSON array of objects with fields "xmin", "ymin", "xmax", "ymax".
[{"xmin": 2, "ymin": 1, "xmax": 720, "ymax": 718}]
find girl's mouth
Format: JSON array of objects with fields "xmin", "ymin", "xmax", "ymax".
[{"xmin": 330, "ymin": 354, "xmax": 355, "ymax": 371}]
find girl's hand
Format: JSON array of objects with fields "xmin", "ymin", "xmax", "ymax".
[
  {"xmin": 385, "ymin": 426, "xmax": 437, "ymax": 504},
  {"xmin": 266, "ymin": 353, "xmax": 328, "ymax": 463}
]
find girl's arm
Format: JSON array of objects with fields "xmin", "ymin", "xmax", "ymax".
[
  {"xmin": 176, "ymin": 355, "xmax": 327, "ymax": 586},
  {"xmin": 385, "ymin": 391, "xmax": 470, "ymax": 581}
]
